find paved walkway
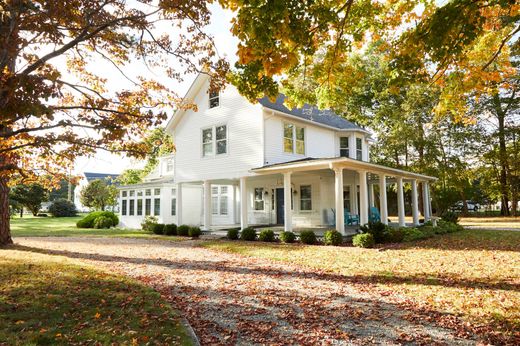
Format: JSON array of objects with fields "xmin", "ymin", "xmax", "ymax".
[{"xmin": 14, "ymin": 237, "xmax": 476, "ymax": 345}]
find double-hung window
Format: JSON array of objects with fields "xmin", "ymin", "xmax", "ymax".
[
  {"xmin": 254, "ymin": 188, "xmax": 264, "ymax": 211},
  {"xmin": 154, "ymin": 198, "xmax": 161, "ymax": 215},
  {"xmin": 129, "ymin": 199, "xmax": 135, "ymax": 216},
  {"xmin": 300, "ymin": 185, "xmax": 312, "ymax": 211},
  {"xmin": 283, "ymin": 123, "xmax": 305, "ymax": 155},
  {"xmin": 145, "ymin": 199, "xmax": 151, "ymax": 216},
  {"xmin": 166, "ymin": 159, "xmax": 174, "ymax": 172},
  {"xmin": 356, "ymin": 138, "xmax": 363, "ymax": 160},
  {"xmin": 122, "ymin": 200, "xmax": 127, "ymax": 216},
  {"xmin": 202, "ymin": 125, "xmax": 227, "ymax": 157},
  {"xmin": 209, "ymin": 91, "xmax": 219, "ymax": 108},
  {"xmin": 137, "ymin": 199, "xmax": 143, "ymax": 216},
  {"xmin": 211, "ymin": 186, "xmax": 228, "ymax": 215},
  {"xmin": 340, "ymin": 137, "xmax": 349, "ymax": 157},
  {"xmin": 171, "ymin": 188, "xmax": 176, "ymax": 216}
]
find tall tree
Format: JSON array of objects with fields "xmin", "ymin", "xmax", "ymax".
[
  {"xmin": 0, "ymin": 0, "xmax": 228, "ymax": 245},
  {"xmin": 9, "ymin": 183, "xmax": 48, "ymax": 216},
  {"xmin": 80, "ymin": 179, "xmax": 118, "ymax": 211}
]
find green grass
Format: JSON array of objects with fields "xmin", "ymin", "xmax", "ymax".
[
  {"xmin": 0, "ymin": 248, "xmax": 195, "ymax": 345},
  {"xmin": 202, "ymin": 229, "xmax": 520, "ymax": 341},
  {"xmin": 10, "ymin": 215, "xmax": 185, "ymax": 240}
]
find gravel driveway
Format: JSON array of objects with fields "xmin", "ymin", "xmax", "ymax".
[{"xmin": 15, "ymin": 237, "xmax": 475, "ymax": 345}]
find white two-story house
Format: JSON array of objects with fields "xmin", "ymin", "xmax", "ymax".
[{"xmin": 118, "ymin": 73, "xmax": 436, "ymax": 234}]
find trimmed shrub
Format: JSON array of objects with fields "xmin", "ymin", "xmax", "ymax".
[
  {"xmin": 49, "ymin": 199, "xmax": 77, "ymax": 217},
  {"xmin": 141, "ymin": 216, "xmax": 158, "ymax": 232},
  {"xmin": 402, "ymin": 227, "xmax": 427, "ymax": 242},
  {"xmin": 438, "ymin": 220, "xmax": 463, "ymax": 233},
  {"xmin": 384, "ymin": 228, "xmax": 405, "ymax": 243},
  {"xmin": 359, "ymin": 221, "xmax": 388, "ymax": 244},
  {"xmin": 299, "ymin": 230, "xmax": 317, "ymax": 245},
  {"xmin": 441, "ymin": 211, "xmax": 459, "ymax": 224},
  {"xmin": 189, "ymin": 226, "xmax": 202, "ymax": 238},
  {"xmin": 163, "ymin": 224, "xmax": 177, "ymax": 236},
  {"xmin": 227, "ymin": 228, "xmax": 239, "ymax": 240},
  {"xmin": 258, "ymin": 229, "xmax": 275, "ymax": 242},
  {"xmin": 323, "ymin": 230, "xmax": 343, "ymax": 246},
  {"xmin": 352, "ymin": 233, "xmax": 375, "ymax": 248},
  {"xmin": 77, "ymin": 211, "xmax": 118, "ymax": 228},
  {"xmin": 93, "ymin": 216, "xmax": 113, "ymax": 229},
  {"xmin": 240, "ymin": 227, "xmax": 257, "ymax": 241},
  {"xmin": 151, "ymin": 223, "xmax": 165, "ymax": 235},
  {"xmin": 177, "ymin": 224, "xmax": 190, "ymax": 236},
  {"xmin": 36, "ymin": 213, "xmax": 48, "ymax": 217},
  {"xmin": 279, "ymin": 231, "xmax": 296, "ymax": 243}
]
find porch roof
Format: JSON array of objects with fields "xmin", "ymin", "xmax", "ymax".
[{"xmin": 251, "ymin": 157, "xmax": 437, "ymax": 182}]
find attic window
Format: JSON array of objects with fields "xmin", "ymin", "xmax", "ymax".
[
  {"xmin": 166, "ymin": 159, "xmax": 174, "ymax": 172},
  {"xmin": 209, "ymin": 91, "xmax": 219, "ymax": 108}
]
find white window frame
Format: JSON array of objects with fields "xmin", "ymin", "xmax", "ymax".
[
  {"xmin": 356, "ymin": 137, "xmax": 363, "ymax": 161},
  {"xmin": 300, "ymin": 185, "xmax": 312, "ymax": 211},
  {"xmin": 340, "ymin": 136, "xmax": 349, "ymax": 157},
  {"xmin": 211, "ymin": 186, "xmax": 228, "ymax": 216},
  {"xmin": 171, "ymin": 188, "xmax": 176, "ymax": 216},
  {"xmin": 254, "ymin": 187, "xmax": 265, "ymax": 211},
  {"xmin": 201, "ymin": 125, "xmax": 228, "ymax": 158},
  {"xmin": 283, "ymin": 122, "xmax": 305, "ymax": 155},
  {"xmin": 166, "ymin": 158, "xmax": 174, "ymax": 172},
  {"xmin": 209, "ymin": 90, "xmax": 220, "ymax": 109}
]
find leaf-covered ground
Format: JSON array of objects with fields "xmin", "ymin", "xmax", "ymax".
[
  {"xmin": 14, "ymin": 236, "xmax": 485, "ymax": 345},
  {"xmin": 0, "ymin": 248, "xmax": 195, "ymax": 345},
  {"xmin": 204, "ymin": 229, "xmax": 520, "ymax": 344},
  {"xmin": 10, "ymin": 215, "xmax": 186, "ymax": 240}
]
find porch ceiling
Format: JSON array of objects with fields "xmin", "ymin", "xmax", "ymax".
[{"xmin": 251, "ymin": 157, "xmax": 437, "ymax": 182}]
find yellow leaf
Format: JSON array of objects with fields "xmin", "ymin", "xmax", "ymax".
[
  {"xmin": 94, "ymin": 312, "xmax": 101, "ymax": 319},
  {"xmin": 15, "ymin": 320, "xmax": 24, "ymax": 325}
]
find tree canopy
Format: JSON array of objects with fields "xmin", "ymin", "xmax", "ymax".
[{"xmin": 80, "ymin": 179, "xmax": 118, "ymax": 211}]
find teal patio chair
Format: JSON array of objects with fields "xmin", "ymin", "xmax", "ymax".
[
  {"xmin": 369, "ymin": 207, "xmax": 381, "ymax": 223},
  {"xmin": 344, "ymin": 209, "xmax": 359, "ymax": 225}
]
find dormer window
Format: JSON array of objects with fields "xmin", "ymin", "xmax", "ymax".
[
  {"xmin": 209, "ymin": 91, "xmax": 219, "ymax": 109},
  {"xmin": 356, "ymin": 137, "xmax": 363, "ymax": 160},
  {"xmin": 340, "ymin": 137, "xmax": 349, "ymax": 157}
]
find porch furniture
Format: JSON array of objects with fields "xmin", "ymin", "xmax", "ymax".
[
  {"xmin": 345, "ymin": 210, "xmax": 359, "ymax": 225},
  {"xmin": 369, "ymin": 207, "xmax": 381, "ymax": 223}
]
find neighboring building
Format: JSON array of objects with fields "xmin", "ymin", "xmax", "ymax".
[
  {"xmin": 74, "ymin": 172, "xmax": 120, "ymax": 212},
  {"xmin": 118, "ymin": 73, "xmax": 436, "ymax": 233}
]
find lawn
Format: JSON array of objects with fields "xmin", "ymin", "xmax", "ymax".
[
  {"xmin": 10, "ymin": 215, "xmax": 185, "ymax": 240},
  {"xmin": 203, "ymin": 229, "xmax": 520, "ymax": 342},
  {"xmin": 0, "ymin": 248, "xmax": 195, "ymax": 345}
]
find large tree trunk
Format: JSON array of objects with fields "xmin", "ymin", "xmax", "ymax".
[
  {"xmin": 493, "ymin": 93, "xmax": 510, "ymax": 216},
  {"xmin": 0, "ymin": 178, "xmax": 13, "ymax": 246}
]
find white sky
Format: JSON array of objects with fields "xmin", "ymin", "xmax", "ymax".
[{"xmin": 73, "ymin": 3, "xmax": 238, "ymax": 175}]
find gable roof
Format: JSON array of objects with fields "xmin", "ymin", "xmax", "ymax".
[
  {"xmin": 259, "ymin": 94, "xmax": 365, "ymax": 131},
  {"xmin": 83, "ymin": 172, "xmax": 120, "ymax": 184}
]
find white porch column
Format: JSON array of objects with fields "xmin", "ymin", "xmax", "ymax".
[
  {"xmin": 283, "ymin": 172, "xmax": 292, "ymax": 232},
  {"xmin": 203, "ymin": 180, "xmax": 212, "ymax": 230},
  {"xmin": 176, "ymin": 183, "xmax": 183, "ymax": 225},
  {"xmin": 397, "ymin": 177, "xmax": 405, "ymax": 227},
  {"xmin": 359, "ymin": 170, "xmax": 369, "ymax": 225},
  {"xmin": 411, "ymin": 179, "xmax": 419, "ymax": 226},
  {"xmin": 379, "ymin": 175, "xmax": 388, "ymax": 225},
  {"xmin": 240, "ymin": 177, "xmax": 248, "ymax": 229},
  {"xmin": 233, "ymin": 184, "xmax": 239, "ymax": 224},
  {"xmin": 350, "ymin": 184, "xmax": 358, "ymax": 214},
  {"xmin": 422, "ymin": 181, "xmax": 431, "ymax": 221},
  {"xmin": 426, "ymin": 182, "xmax": 433, "ymax": 219},
  {"xmin": 369, "ymin": 183, "xmax": 375, "ymax": 208},
  {"xmin": 334, "ymin": 167, "xmax": 345, "ymax": 234}
]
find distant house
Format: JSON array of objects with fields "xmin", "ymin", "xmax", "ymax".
[
  {"xmin": 74, "ymin": 172, "xmax": 120, "ymax": 212},
  {"xmin": 118, "ymin": 73, "xmax": 436, "ymax": 232}
]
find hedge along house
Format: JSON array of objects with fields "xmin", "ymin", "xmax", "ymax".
[{"xmin": 118, "ymin": 73, "xmax": 436, "ymax": 234}]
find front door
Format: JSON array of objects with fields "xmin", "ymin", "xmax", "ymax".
[{"xmin": 276, "ymin": 188, "xmax": 284, "ymax": 225}]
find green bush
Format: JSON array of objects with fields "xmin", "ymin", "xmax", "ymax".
[
  {"xmin": 177, "ymin": 224, "xmax": 190, "ymax": 236},
  {"xmin": 299, "ymin": 230, "xmax": 317, "ymax": 245},
  {"xmin": 227, "ymin": 228, "xmax": 239, "ymax": 240},
  {"xmin": 141, "ymin": 216, "xmax": 158, "ymax": 232},
  {"xmin": 258, "ymin": 229, "xmax": 275, "ymax": 242},
  {"xmin": 438, "ymin": 220, "xmax": 463, "ymax": 233},
  {"xmin": 352, "ymin": 233, "xmax": 375, "ymax": 248},
  {"xmin": 441, "ymin": 211, "xmax": 459, "ymax": 224},
  {"xmin": 77, "ymin": 211, "xmax": 118, "ymax": 228},
  {"xmin": 151, "ymin": 223, "xmax": 165, "ymax": 235},
  {"xmin": 323, "ymin": 230, "xmax": 343, "ymax": 246},
  {"xmin": 163, "ymin": 224, "xmax": 177, "ymax": 236},
  {"xmin": 240, "ymin": 227, "xmax": 257, "ymax": 241},
  {"xmin": 359, "ymin": 221, "xmax": 388, "ymax": 243},
  {"xmin": 402, "ymin": 227, "xmax": 428, "ymax": 242},
  {"xmin": 93, "ymin": 216, "xmax": 113, "ymax": 229},
  {"xmin": 48, "ymin": 199, "xmax": 77, "ymax": 217},
  {"xmin": 279, "ymin": 231, "xmax": 296, "ymax": 243},
  {"xmin": 384, "ymin": 228, "xmax": 405, "ymax": 243},
  {"xmin": 189, "ymin": 226, "xmax": 202, "ymax": 238}
]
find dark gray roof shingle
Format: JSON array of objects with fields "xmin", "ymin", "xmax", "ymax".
[{"xmin": 258, "ymin": 94, "xmax": 364, "ymax": 131}]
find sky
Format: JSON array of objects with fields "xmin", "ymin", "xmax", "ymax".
[{"xmin": 73, "ymin": 3, "xmax": 238, "ymax": 175}]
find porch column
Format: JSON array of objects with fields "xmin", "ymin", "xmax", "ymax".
[
  {"xmin": 283, "ymin": 172, "xmax": 292, "ymax": 232},
  {"xmin": 369, "ymin": 183, "xmax": 375, "ymax": 208},
  {"xmin": 426, "ymin": 182, "xmax": 433, "ymax": 219},
  {"xmin": 233, "ymin": 184, "xmax": 239, "ymax": 224},
  {"xmin": 359, "ymin": 170, "xmax": 369, "ymax": 225},
  {"xmin": 176, "ymin": 183, "xmax": 183, "ymax": 225},
  {"xmin": 379, "ymin": 175, "xmax": 388, "ymax": 225},
  {"xmin": 334, "ymin": 167, "xmax": 345, "ymax": 234},
  {"xmin": 240, "ymin": 177, "xmax": 248, "ymax": 229},
  {"xmin": 422, "ymin": 181, "xmax": 431, "ymax": 221},
  {"xmin": 397, "ymin": 177, "xmax": 405, "ymax": 227},
  {"xmin": 350, "ymin": 184, "xmax": 358, "ymax": 214},
  {"xmin": 411, "ymin": 179, "xmax": 419, "ymax": 226},
  {"xmin": 203, "ymin": 180, "xmax": 212, "ymax": 230}
]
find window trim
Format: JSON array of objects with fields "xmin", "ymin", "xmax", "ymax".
[
  {"xmin": 300, "ymin": 185, "xmax": 312, "ymax": 212},
  {"xmin": 356, "ymin": 137, "xmax": 363, "ymax": 161},
  {"xmin": 201, "ymin": 124, "xmax": 228, "ymax": 158},
  {"xmin": 171, "ymin": 188, "xmax": 177, "ymax": 216},
  {"xmin": 283, "ymin": 122, "xmax": 305, "ymax": 156},
  {"xmin": 208, "ymin": 90, "xmax": 220, "ymax": 109},
  {"xmin": 340, "ymin": 136, "xmax": 349, "ymax": 157},
  {"xmin": 254, "ymin": 187, "xmax": 265, "ymax": 211}
]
